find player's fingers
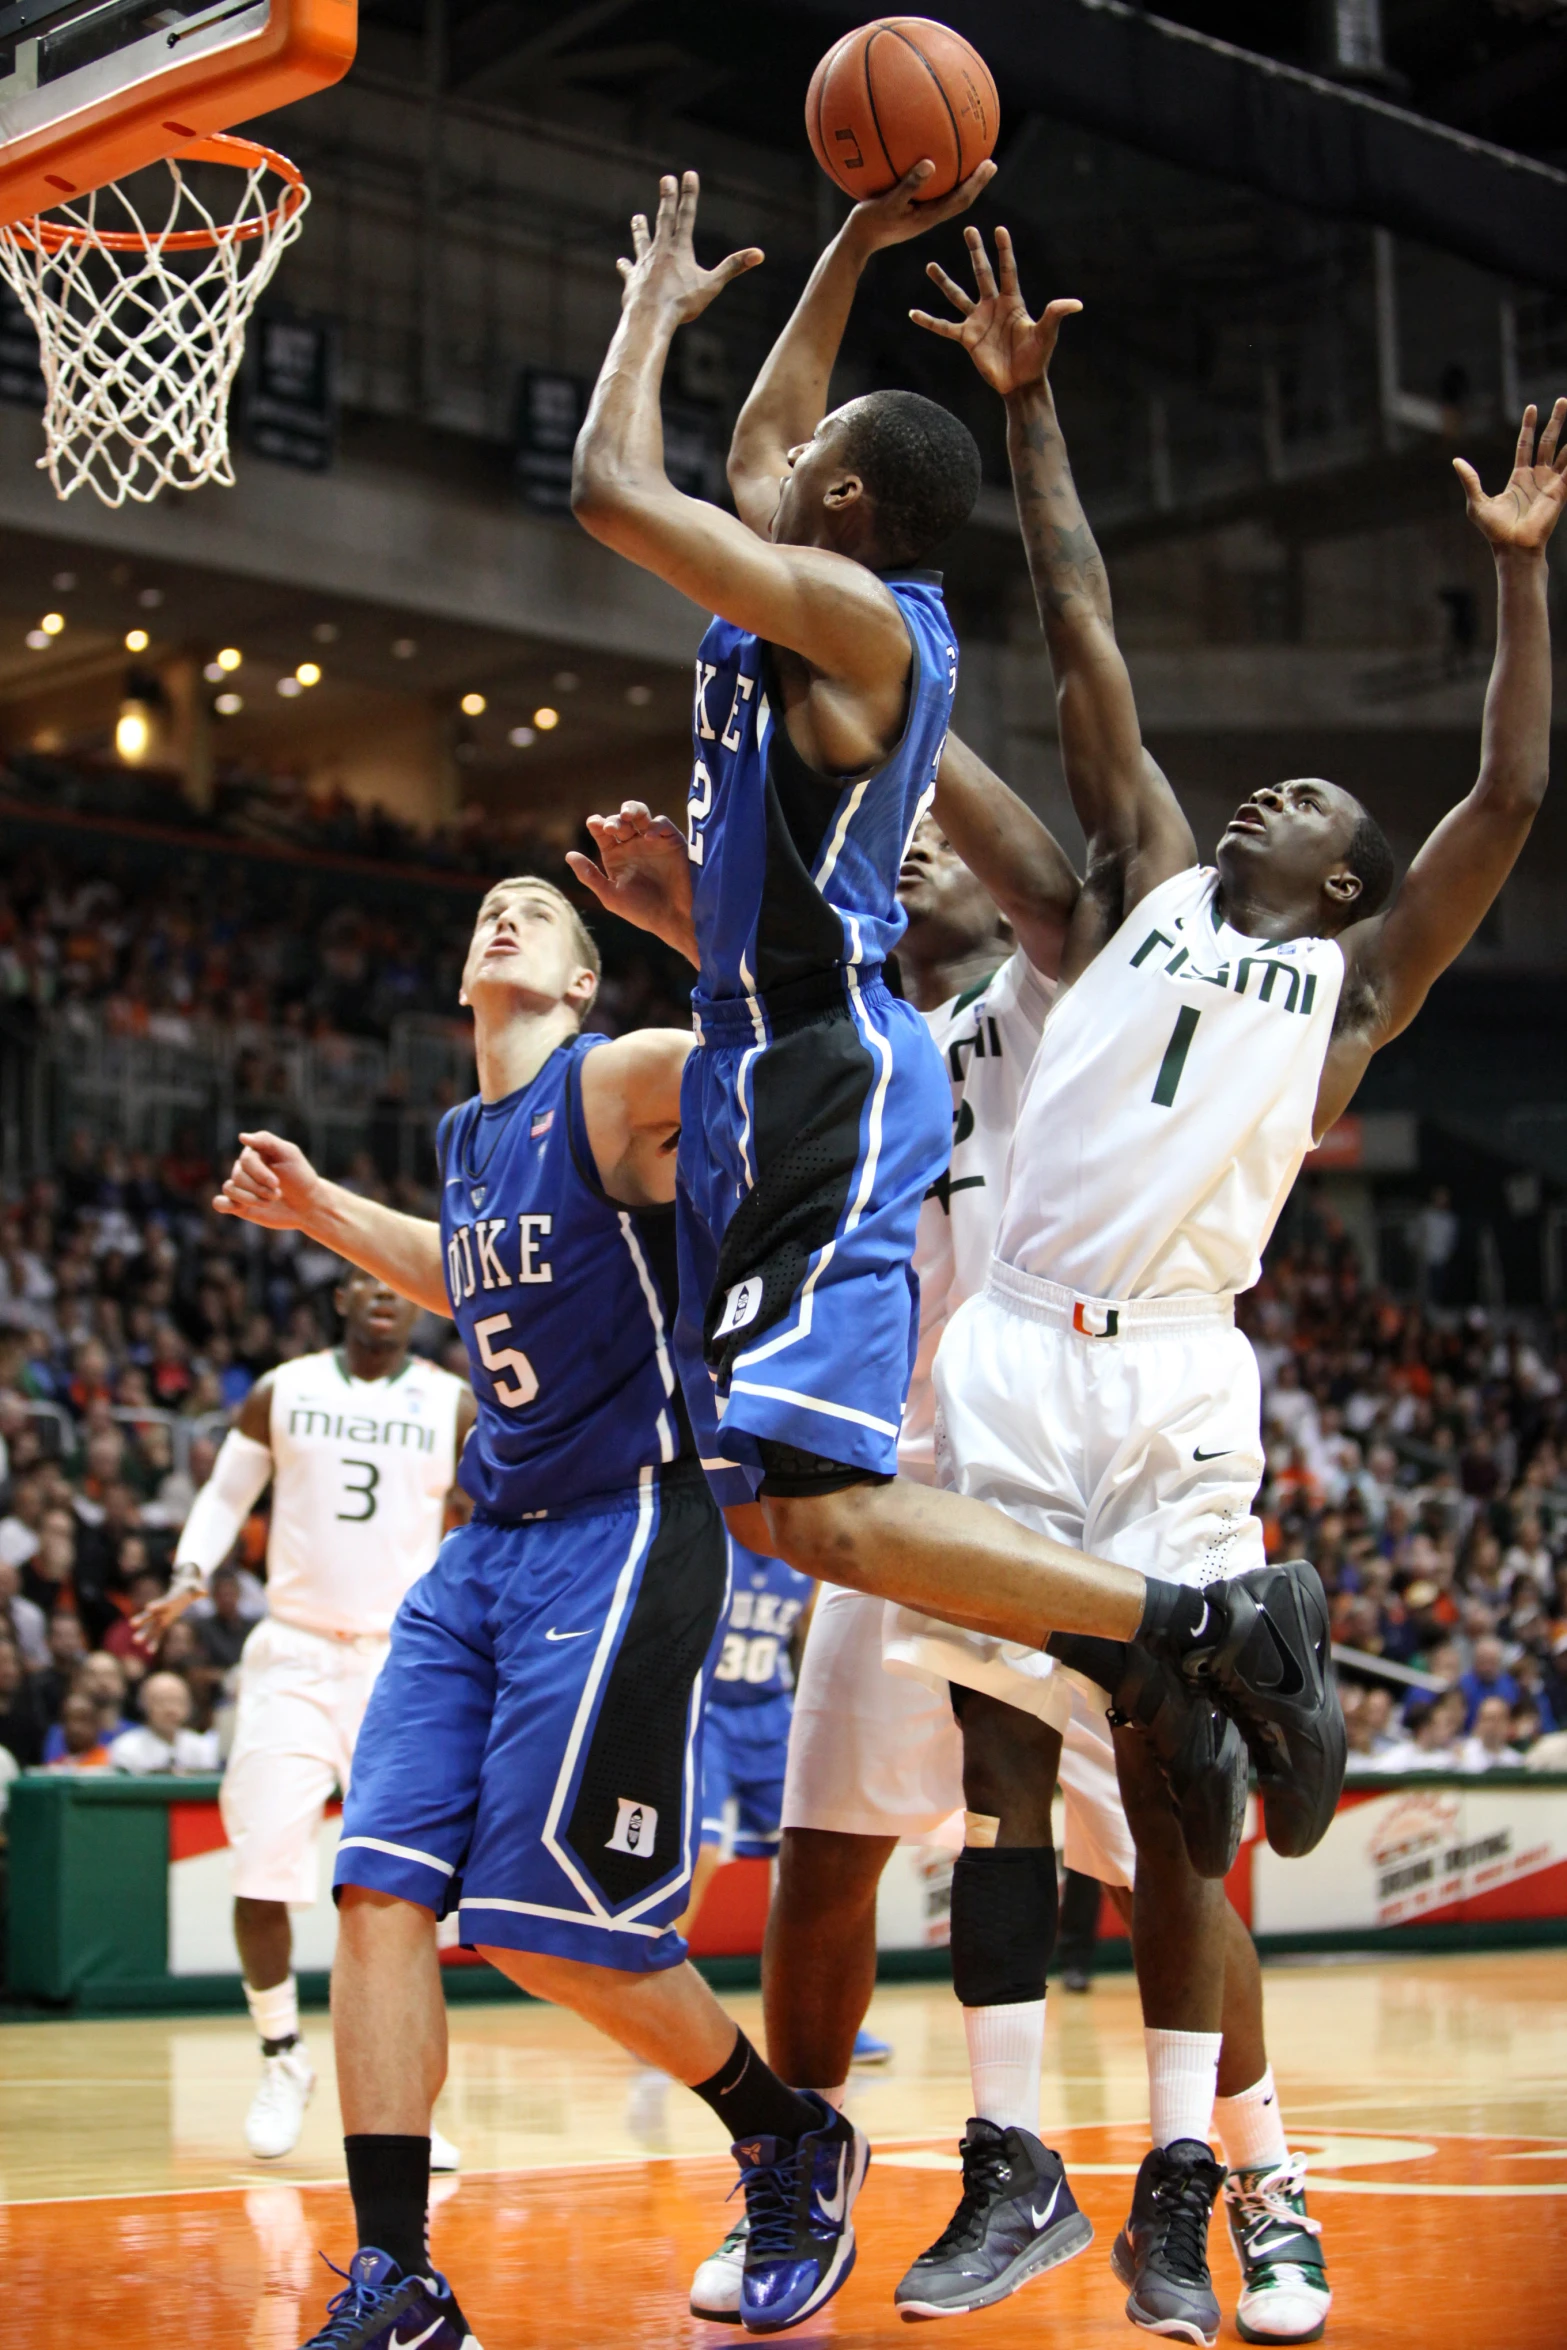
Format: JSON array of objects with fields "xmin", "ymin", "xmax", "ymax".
[
  {"xmin": 1451, "ymin": 456, "xmax": 1482, "ymax": 504},
  {"xmin": 676, "ymin": 168, "xmax": 701, "ymax": 243},
  {"xmin": 564, "ymin": 851, "xmax": 615, "ymax": 906},
  {"xmin": 1045, "ymin": 297, "xmax": 1085, "ymax": 327},
  {"xmin": 715, "ymin": 247, "xmax": 764, "ymax": 288},
  {"xmin": 964, "ymin": 223, "xmax": 998, "ymax": 300},
  {"xmin": 1514, "ymin": 402, "xmax": 1538, "ymax": 471},
  {"xmin": 629, "ymin": 212, "xmax": 650, "ymax": 258},
  {"xmin": 947, "ymin": 158, "xmax": 997, "ymax": 214},
  {"xmin": 893, "ymin": 158, "xmax": 937, "ymax": 200},
  {"xmin": 924, "ymin": 259, "xmax": 974, "ymax": 315},
  {"xmin": 653, "ymin": 176, "xmax": 679, "ymax": 242},
  {"xmin": 909, "ymin": 309, "xmax": 967, "ymax": 341},
  {"xmin": 1536, "ymin": 395, "xmax": 1566, "ymax": 470}
]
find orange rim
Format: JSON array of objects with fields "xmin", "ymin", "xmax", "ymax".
[{"xmin": 3, "ymin": 133, "xmax": 306, "ymax": 253}]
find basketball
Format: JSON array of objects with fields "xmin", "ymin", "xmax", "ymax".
[{"xmin": 805, "ymin": 18, "xmax": 999, "ymax": 201}]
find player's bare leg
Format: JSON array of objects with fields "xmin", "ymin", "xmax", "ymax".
[
  {"xmin": 236, "ymin": 1896, "xmax": 293, "ymax": 1991},
  {"xmin": 762, "ymin": 1829, "xmax": 896, "ymax": 2093}
]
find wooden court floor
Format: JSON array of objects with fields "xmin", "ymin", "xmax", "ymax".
[{"xmin": 3, "ymin": 1951, "xmax": 1563, "ymax": 2348}]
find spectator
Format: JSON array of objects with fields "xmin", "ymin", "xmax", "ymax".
[
  {"xmin": 1458, "ymin": 1635, "xmax": 1522, "ymax": 1731},
  {"xmin": 1381, "ymin": 1690, "xmax": 1468, "ymax": 1770},
  {"xmin": 31, "ymin": 1608, "xmax": 87, "ymax": 1725},
  {"xmin": 44, "ymin": 1687, "xmax": 113, "ymax": 1772},
  {"xmin": 21, "ymin": 1502, "xmax": 78, "ymax": 1622},
  {"xmin": 0, "ymin": 1554, "xmax": 48, "ymax": 1668},
  {"xmin": 0, "ymin": 1465, "xmax": 47, "ymax": 1571},
  {"xmin": 0, "ymin": 1632, "xmax": 45, "ymax": 1765},
  {"xmin": 109, "ymin": 1670, "xmax": 220, "ymax": 1775},
  {"xmin": 80, "ymin": 1648, "xmax": 133, "ymax": 1746},
  {"xmin": 1458, "ymin": 1692, "xmax": 1525, "ymax": 1772}
]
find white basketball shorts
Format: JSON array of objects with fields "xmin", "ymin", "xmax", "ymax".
[
  {"xmin": 781, "ymin": 1582, "xmax": 1135, "ymax": 1889},
  {"xmin": 221, "ymin": 1616, "xmax": 391, "ymax": 1906},
  {"xmin": 885, "ymin": 1260, "xmax": 1267, "ymax": 1726}
]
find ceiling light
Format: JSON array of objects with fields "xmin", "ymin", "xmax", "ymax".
[
  {"xmin": 296, "ymin": 661, "xmax": 321, "ymax": 687},
  {"xmin": 203, "ymin": 661, "xmax": 224, "ymax": 683},
  {"xmin": 215, "ymin": 692, "xmax": 243, "ymax": 716},
  {"xmin": 533, "ymin": 706, "xmax": 559, "ymax": 731},
  {"xmin": 553, "ymin": 670, "xmax": 580, "ymax": 692},
  {"xmin": 124, "ymin": 628, "xmax": 150, "ymax": 653},
  {"xmin": 40, "ymin": 611, "xmax": 64, "ymax": 636},
  {"xmin": 509, "ymin": 725, "xmax": 536, "ymax": 748},
  {"xmin": 25, "ymin": 629, "xmax": 48, "ymax": 650},
  {"xmin": 626, "ymin": 683, "xmax": 652, "ymax": 707},
  {"xmin": 216, "ymin": 646, "xmax": 242, "ymax": 672},
  {"xmin": 392, "ymin": 637, "xmax": 417, "ymax": 660},
  {"xmin": 461, "ymin": 691, "xmax": 486, "ymax": 716},
  {"xmin": 312, "ymin": 621, "xmax": 338, "ymax": 644},
  {"xmin": 116, "ymin": 705, "xmax": 150, "ymax": 762},
  {"xmin": 276, "ymin": 676, "xmax": 303, "ymax": 699},
  {"xmin": 137, "ymin": 586, "xmax": 163, "ymax": 609}
]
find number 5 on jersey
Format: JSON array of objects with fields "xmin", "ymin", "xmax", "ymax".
[{"xmin": 474, "ymin": 1312, "xmax": 540, "ymax": 1407}]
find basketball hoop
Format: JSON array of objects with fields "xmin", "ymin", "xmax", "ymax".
[{"xmin": 0, "ymin": 133, "xmax": 309, "ymax": 509}]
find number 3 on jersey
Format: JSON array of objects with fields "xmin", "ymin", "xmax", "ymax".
[{"xmin": 474, "ymin": 1311, "xmax": 540, "ymax": 1408}]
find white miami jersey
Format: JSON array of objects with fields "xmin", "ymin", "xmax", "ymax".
[
  {"xmin": 900, "ymin": 949, "xmax": 1056, "ymax": 1478},
  {"xmin": 997, "ymin": 864, "xmax": 1343, "ymax": 1302},
  {"xmin": 265, "ymin": 1350, "xmax": 466, "ymax": 1637}
]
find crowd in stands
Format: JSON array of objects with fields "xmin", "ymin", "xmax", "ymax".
[{"xmin": 1243, "ymin": 1199, "xmax": 1567, "ymax": 1773}]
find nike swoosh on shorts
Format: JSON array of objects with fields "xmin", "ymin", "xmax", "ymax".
[{"xmin": 544, "ymin": 1628, "xmax": 593, "ymax": 1642}]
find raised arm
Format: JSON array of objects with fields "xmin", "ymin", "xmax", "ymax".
[
  {"xmin": 1318, "ymin": 401, "xmax": 1565, "ymax": 1130},
  {"xmin": 213, "ymin": 1132, "xmax": 450, "ymax": 1319},
  {"xmin": 572, "ymin": 171, "xmax": 908, "ymax": 696},
  {"xmin": 933, "ymin": 731, "xmax": 1080, "ymax": 978},
  {"xmin": 728, "ymin": 158, "xmax": 994, "ymax": 536},
  {"xmin": 914, "ymin": 227, "xmax": 1194, "ymax": 913}
]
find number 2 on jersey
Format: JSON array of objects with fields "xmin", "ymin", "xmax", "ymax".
[
  {"xmin": 1152, "ymin": 1006, "xmax": 1201, "ymax": 1107},
  {"xmin": 474, "ymin": 1311, "xmax": 540, "ymax": 1407}
]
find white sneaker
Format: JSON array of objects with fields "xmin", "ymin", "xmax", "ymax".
[
  {"xmin": 430, "ymin": 2124, "xmax": 461, "ymax": 2173},
  {"xmin": 245, "ymin": 2042, "xmax": 316, "ymax": 2160},
  {"xmin": 690, "ymin": 2212, "xmax": 747, "ymax": 2322}
]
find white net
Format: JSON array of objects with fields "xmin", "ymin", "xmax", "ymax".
[{"xmin": 0, "ymin": 138, "xmax": 309, "ymax": 509}]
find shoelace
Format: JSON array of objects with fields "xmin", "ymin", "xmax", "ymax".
[
  {"xmin": 1152, "ymin": 2167, "xmax": 1217, "ymax": 2281},
  {"xmin": 1227, "ymin": 2157, "xmax": 1323, "ymax": 2254},
  {"xmin": 736, "ymin": 2144, "xmax": 805, "ymax": 2260},
  {"xmin": 920, "ymin": 2140, "xmax": 1013, "ymax": 2260},
  {"xmin": 304, "ymin": 2255, "xmax": 394, "ymax": 2349}
]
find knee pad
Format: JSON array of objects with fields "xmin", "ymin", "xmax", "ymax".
[{"xmin": 949, "ymin": 1845, "xmax": 1059, "ymax": 2009}]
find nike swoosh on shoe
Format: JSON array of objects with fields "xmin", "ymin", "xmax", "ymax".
[
  {"xmin": 1030, "ymin": 2181, "xmax": 1062, "ymax": 2229},
  {"xmin": 817, "ymin": 2149, "xmax": 848, "ymax": 2224},
  {"xmin": 390, "ymin": 2322, "xmax": 443, "ymax": 2350}
]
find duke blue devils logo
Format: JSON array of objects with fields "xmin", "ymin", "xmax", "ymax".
[
  {"xmin": 608, "ymin": 1796, "xmax": 658, "ymax": 1855},
  {"xmin": 470, "ymin": 1186, "xmax": 486, "ymax": 1209}
]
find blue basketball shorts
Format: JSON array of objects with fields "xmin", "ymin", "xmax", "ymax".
[
  {"xmin": 699, "ymin": 1690, "xmax": 794, "ymax": 1860},
  {"xmin": 675, "ymin": 967, "xmax": 951, "ymax": 1507},
  {"xmin": 335, "ymin": 1464, "xmax": 729, "ymax": 1973}
]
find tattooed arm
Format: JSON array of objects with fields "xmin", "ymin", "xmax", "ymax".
[{"xmin": 914, "ymin": 227, "xmax": 1194, "ymax": 938}]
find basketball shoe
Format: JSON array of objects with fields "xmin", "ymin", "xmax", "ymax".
[
  {"xmin": 1103, "ymin": 1643, "xmax": 1248, "ymax": 1879},
  {"xmin": 297, "ymin": 2249, "xmax": 480, "ymax": 2348},
  {"xmin": 1143, "ymin": 1559, "xmax": 1344, "ymax": 1857},
  {"xmin": 690, "ymin": 2212, "xmax": 748, "ymax": 2322},
  {"xmin": 894, "ymin": 2120, "xmax": 1092, "ymax": 2319},
  {"xmin": 430, "ymin": 2127, "xmax": 461, "ymax": 2173},
  {"xmin": 247, "ymin": 2041, "xmax": 315, "ymax": 2160},
  {"xmin": 1224, "ymin": 2155, "xmax": 1330, "ymax": 2343},
  {"xmin": 732, "ymin": 2093, "xmax": 869, "ymax": 2331},
  {"xmin": 1110, "ymin": 2140, "xmax": 1226, "ymax": 2346},
  {"xmin": 852, "ymin": 2026, "xmax": 894, "ymax": 2066}
]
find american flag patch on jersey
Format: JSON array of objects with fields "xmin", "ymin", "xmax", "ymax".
[{"xmin": 531, "ymin": 1109, "xmax": 554, "ymax": 1139}]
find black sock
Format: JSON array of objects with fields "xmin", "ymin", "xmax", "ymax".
[
  {"xmin": 1135, "ymin": 1578, "xmax": 1213, "ymax": 1649},
  {"xmin": 343, "ymin": 2135, "xmax": 429, "ymax": 2279},
  {"xmin": 691, "ymin": 2030, "xmax": 823, "ymax": 2148},
  {"xmin": 1045, "ymin": 1631, "xmax": 1129, "ymax": 1692},
  {"xmin": 260, "ymin": 2032, "xmax": 299, "ymax": 2058}
]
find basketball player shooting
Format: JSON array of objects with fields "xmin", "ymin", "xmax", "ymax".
[
  {"xmin": 891, "ymin": 222, "xmax": 1564, "ymax": 2342},
  {"xmin": 135, "ymin": 1269, "xmax": 473, "ymax": 2169},
  {"xmin": 570, "ymin": 172, "xmax": 1339, "ymax": 1872}
]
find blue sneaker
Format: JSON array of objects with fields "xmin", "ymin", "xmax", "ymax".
[
  {"xmin": 299, "ymin": 2248, "xmax": 481, "ymax": 2348},
  {"xmin": 733, "ymin": 2093, "xmax": 870, "ymax": 2333},
  {"xmin": 851, "ymin": 2026, "xmax": 893, "ymax": 2067}
]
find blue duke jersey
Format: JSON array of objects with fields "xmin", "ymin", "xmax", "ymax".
[
  {"xmin": 437, "ymin": 1035, "xmax": 690, "ymax": 1517},
  {"xmin": 687, "ymin": 572, "xmax": 958, "ymax": 1000},
  {"xmin": 710, "ymin": 1542, "xmax": 812, "ymax": 1707}
]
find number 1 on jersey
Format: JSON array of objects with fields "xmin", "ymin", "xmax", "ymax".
[{"xmin": 1152, "ymin": 1006, "xmax": 1200, "ymax": 1107}]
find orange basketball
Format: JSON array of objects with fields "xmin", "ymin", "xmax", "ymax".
[{"xmin": 805, "ymin": 18, "xmax": 999, "ymax": 202}]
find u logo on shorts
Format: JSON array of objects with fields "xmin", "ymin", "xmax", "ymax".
[{"xmin": 1072, "ymin": 1301, "xmax": 1120, "ymax": 1339}]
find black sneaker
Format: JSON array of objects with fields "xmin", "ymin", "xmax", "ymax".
[
  {"xmin": 1153, "ymin": 1562, "xmax": 1345, "ymax": 1858},
  {"xmin": 894, "ymin": 2119, "xmax": 1092, "ymax": 2320},
  {"xmin": 1105, "ymin": 1642, "xmax": 1249, "ymax": 1879},
  {"xmin": 733, "ymin": 2092, "xmax": 869, "ymax": 2332},
  {"xmin": 1110, "ymin": 2140, "xmax": 1225, "ymax": 2346},
  {"xmin": 298, "ymin": 2249, "xmax": 481, "ymax": 2348}
]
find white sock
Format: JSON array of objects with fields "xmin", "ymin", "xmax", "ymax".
[
  {"xmin": 809, "ymin": 2083, "xmax": 848, "ymax": 2111},
  {"xmin": 1144, "ymin": 2026, "xmax": 1221, "ymax": 2150},
  {"xmin": 964, "ymin": 1998, "xmax": 1046, "ymax": 2136},
  {"xmin": 1214, "ymin": 2064, "xmax": 1288, "ymax": 2174},
  {"xmin": 245, "ymin": 1974, "xmax": 300, "ymax": 2049}
]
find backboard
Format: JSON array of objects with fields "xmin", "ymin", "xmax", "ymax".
[{"xmin": 0, "ymin": 0, "xmax": 355, "ymax": 228}]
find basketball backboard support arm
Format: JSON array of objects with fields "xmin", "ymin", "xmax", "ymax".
[{"xmin": 0, "ymin": 0, "xmax": 355, "ymax": 227}]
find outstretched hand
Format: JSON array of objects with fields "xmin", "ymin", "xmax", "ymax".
[
  {"xmin": 617, "ymin": 171, "xmax": 763, "ymax": 323},
  {"xmin": 213, "ymin": 1131, "xmax": 323, "ymax": 1232},
  {"xmin": 911, "ymin": 224, "xmax": 1081, "ymax": 398},
  {"xmin": 566, "ymin": 802, "xmax": 697, "ymax": 960},
  {"xmin": 1455, "ymin": 399, "xmax": 1567, "ymax": 553},
  {"xmin": 845, "ymin": 156, "xmax": 997, "ymax": 257}
]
